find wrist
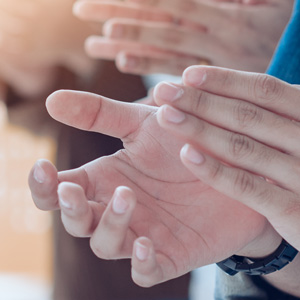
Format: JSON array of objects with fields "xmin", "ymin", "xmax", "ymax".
[{"xmin": 236, "ymin": 222, "xmax": 282, "ymax": 259}]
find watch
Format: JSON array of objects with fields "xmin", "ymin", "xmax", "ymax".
[{"xmin": 217, "ymin": 239, "xmax": 299, "ymax": 276}]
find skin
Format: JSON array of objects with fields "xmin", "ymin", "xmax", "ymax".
[
  {"xmin": 29, "ymin": 83, "xmax": 280, "ymax": 288},
  {"xmin": 0, "ymin": 0, "xmax": 97, "ymax": 96},
  {"xmin": 73, "ymin": 0, "xmax": 293, "ymax": 75},
  {"xmin": 154, "ymin": 66, "xmax": 300, "ymax": 296},
  {"xmin": 28, "ymin": 66, "xmax": 300, "ymax": 296}
]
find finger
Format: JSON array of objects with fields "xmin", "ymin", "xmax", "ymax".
[
  {"xmin": 157, "ymin": 105, "xmax": 300, "ymax": 193},
  {"xmin": 29, "ymin": 159, "xmax": 96, "ymax": 211},
  {"xmin": 126, "ymin": 0, "xmax": 230, "ymax": 27},
  {"xmin": 73, "ymin": 1, "xmax": 173, "ymax": 23},
  {"xmin": 90, "ymin": 186, "xmax": 137, "ymax": 259},
  {"xmin": 103, "ymin": 19, "xmax": 217, "ymax": 59},
  {"xmin": 153, "ymin": 82, "xmax": 300, "ymax": 156},
  {"xmin": 131, "ymin": 237, "xmax": 164, "ymax": 287},
  {"xmin": 116, "ymin": 52, "xmax": 209, "ymax": 76},
  {"xmin": 183, "ymin": 66, "xmax": 300, "ymax": 121},
  {"xmin": 46, "ymin": 89, "xmax": 154, "ymax": 139},
  {"xmin": 180, "ymin": 144, "xmax": 300, "ymax": 250},
  {"xmin": 85, "ymin": 35, "xmax": 174, "ymax": 60},
  {"xmin": 58, "ymin": 182, "xmax": 104, "ymax": 238},
  {"xmin": 29, "ymin": 159, "xmax": 60, "ymax": 211}
]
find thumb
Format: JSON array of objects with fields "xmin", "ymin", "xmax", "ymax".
[{"xmin": 46, "ymin": 89, "xmax": 151, "ymax": 139}]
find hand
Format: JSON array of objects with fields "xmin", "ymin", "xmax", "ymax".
[
  {"xmin": 153, "ymin": 66, "xmax": 300, "ymax": 296},
  {"xmin": 29, "ymin": 88, "xmax": 279, "ymax": 287},
  {"xmin": 0, "ymin": 0, "xmax": 97, "ymax": 95},
  {"xmin": 153, "ymin": 66, "xmax": 300, "ymax": 253},
  {"xmin": 73, "ymin": 0, "xmax": 293, "ymax": 75}
]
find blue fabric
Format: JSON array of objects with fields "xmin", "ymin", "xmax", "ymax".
[{"xmin": 266, "ymin": 0, "xmax": 300, "ymax": 84}]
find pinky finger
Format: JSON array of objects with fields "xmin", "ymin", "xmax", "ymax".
[
  {"xmin": 131, "ymin": 237, "xmax": 164, "ymax": 287},
  {"xmin": 116, "ymin": 52, "xmax": 210, "ymax": 76},
  {"xmin": 179, "ymin": 144, "xmax": 294, "ymax": 220}
]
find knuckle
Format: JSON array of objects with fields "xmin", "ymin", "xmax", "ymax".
[
  {"xmin": 234, "ymin": 171, "xmax": 256, "ymax": 196},
  {"xmin": 189, "ymin": 90, "xmax": 209, "ymax": 114},
  {"xmin": 282, "ymin": 197, "xmax": 300, "ymax": 218},
  {"xmin": 229, "ymin": 133, "xmax": 254, "ymax": 159},
  {"xmin": 253, "ymin": 74, "xmax": 283, "ymax": 103},
  {"xmin": 235, "ymin": 102, "xmax": 263, "ymax": 128},
  {"xmin": 255, "ymin": 185, "xmax": 274, "ymax": 208},
  {"xmin": 207, "ymin": 161, "xmax": 223, "ymax": 182}
]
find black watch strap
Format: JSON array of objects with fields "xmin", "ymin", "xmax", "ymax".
[{"xmin": 217, "ymin": 239, "xmax": 299, "ymax": 276}]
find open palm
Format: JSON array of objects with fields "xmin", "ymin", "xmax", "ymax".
[{"xmin": 29, "ymin": 90, "xmax": 272, "ymax": 285}]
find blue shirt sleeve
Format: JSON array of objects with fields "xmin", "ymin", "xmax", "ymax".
[{"xmin": 267, "ymin": 0, "xmax": 300, "ymax": 84}]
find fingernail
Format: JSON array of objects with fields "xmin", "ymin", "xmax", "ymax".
[
  {"xmin": 155, "ymin": 82, "xmax": 184, "ymax": 102},
  {"xmin": 163, "ymin": 106, "xmax": 185, "ymax": 123},
  {"xmin": 59, "ymin": 196, "xmax": 73, "ymax": 210},
  {"xmin": 184, "ymin": 67, "xmax": 207, "ymax": 87},
  {"xmin": 118, "ymin": 53, "xmax": 138, "ymax": 69},
  {"xmin": 33, "ymin": 163, "xmax": 46, "ymax": 184},
  {"xmin": 181, "ymin": 144, "xmax": 205, "ymax": 164},
  {"xmin": 106, "ymin": 24, "xmax": 124, "ymax": 38},
  {"xmin": 72, "ymin": 2, "xmax": 82, "ymax": 16},
  {"xmin": 112, "ymin": 191, "xmax": 129, "ymax": 214},
  {"xmin": 135, "ymin": 242, "xmax": 149, "ymax": 261}
]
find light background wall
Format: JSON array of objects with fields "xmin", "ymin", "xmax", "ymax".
[{"xmin": 0, "ymin": 102, "xmax": 54, "ymax": 299}]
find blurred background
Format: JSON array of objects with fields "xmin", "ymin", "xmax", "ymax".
[
  {"xmin": 0, "ymin": 1, "xmax": 218, "ymax": 299},
  {"xmin": 0, "ymin": 100, "xmax": 54, "ymax": 300}
]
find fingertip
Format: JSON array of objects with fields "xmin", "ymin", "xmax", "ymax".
[
  {"xmin": 102, "ymin": 19, "xmax": 114, "ymax": 37},
  {"xmin": 132, "ymin": 237, "xmax": 163, "ymax": 288},
  {"xmin": 46, "ymin": 89, "xmax": 103, "ymax": 131},
  {"xmin": 134, "ymin": 237, "xmax": 152, "ymax": 261},
  {"xmin": 157, "ymin": 104, "xmax": 186, "ymax": 125},
  {"xmin": 29, "ymin": 159, "xmax": 57, "ymax": 186},
  {"xmin": 180, "ymin": 144, "xmax": 205, "ymax": 165},
  {"xmin": 112, "ymin": 186, "xmax": 136, "ymax": 215},
  {"xmin": 72, "ymin": 1, "xmax": 84, "ymax": 18},
  {"xmin": 153, "ymin": 82, "xmax": 184, "ymax": 105},
  {"xmin": 45, "ymin": 89, "xmax": 69, "ymax": 118},
  {"xmin": 29, "ymin": 159, "xmax": 59, "ymax": 211},
  {"xmin": 182, "ymin": 66, "xmax": 208, "ymax": 87},
  {"xmin": 116, "ymin": 52, "xmax": 139, "ymax": 73},
  {"xmin": 32, "ymin": 160, "xmax": 46, "ymax": 184},
  {"xmin": 84, "ymin": 35, "xmax": 99, "ymax": 57},
  {"xmin": 58, "ymin": 182, "xmax": 88, "ymax": 215}
]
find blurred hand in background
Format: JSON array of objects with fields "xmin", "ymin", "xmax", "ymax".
[
  {"xmin": 0, "ymin": 0, "xmax": 98, "ymax": 96},
  {"xmin": 73, "ymin": 0, "xmax": 293, "ymax": 75}
]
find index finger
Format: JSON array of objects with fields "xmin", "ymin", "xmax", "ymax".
[{"xmin": 183, "ymin": 66, "xmax": 300, "ymax": 121}]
